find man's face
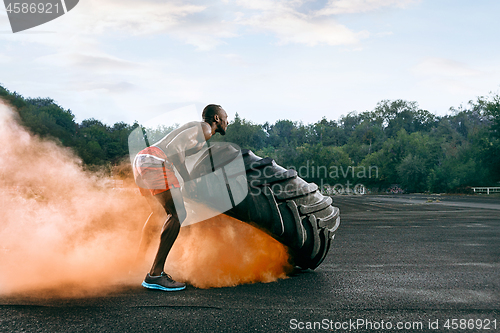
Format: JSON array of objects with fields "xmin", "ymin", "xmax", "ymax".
[{"xmin": 216, "ymin": 109, "xmax": 228, "ymax": 135}]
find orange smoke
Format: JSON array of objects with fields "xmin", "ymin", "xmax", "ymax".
[
  {"xmin": 167, "ymin": 216, "xmax": 293, "ymax": 289},
  {"xmin": 0, "ymin": 99, "xmax": 150, "ymax": 297},
  {"xmin": 0, "ymin": 99, "xmax": 291, "ymax": 297}
]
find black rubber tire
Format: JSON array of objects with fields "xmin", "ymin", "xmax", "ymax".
[{"xmin": 190, "ymin": 145, "xmax": 340, "ymax": 270}]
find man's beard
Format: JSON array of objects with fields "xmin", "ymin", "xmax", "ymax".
[{"xmin": 215, "ymin": 124, "xmax": 226, "ymax": 135}]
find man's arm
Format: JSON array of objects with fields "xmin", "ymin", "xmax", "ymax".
[{"xmin": 169, "ymin": 153, "xmax": 191, "ymax": 182}]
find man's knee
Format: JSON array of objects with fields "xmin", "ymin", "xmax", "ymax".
[
  {"xmin": 160, "ymin": 217, "xmax": 180, "ymax": 239},
  {"xmin": 154, "ymin": 189, "xmax": 187, "ymax": 224}
]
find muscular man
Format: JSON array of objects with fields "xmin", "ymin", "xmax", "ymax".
[{"xmin": 133, "ymin": 104, "xmax": 228, "ymax": 291}]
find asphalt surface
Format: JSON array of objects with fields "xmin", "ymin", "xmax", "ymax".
[{"xmin": 1, "ymin": 194, "xmax": 499, "ymax": 332}]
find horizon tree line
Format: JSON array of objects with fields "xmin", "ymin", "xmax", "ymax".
[{"xmin": 1, "ymin": 84, "xmax": 499, "ymax": 193}]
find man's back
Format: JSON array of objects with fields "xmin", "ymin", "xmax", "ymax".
[{"xmin": 153, "ymin": 121, "xmax": 209, "ymax": 159}]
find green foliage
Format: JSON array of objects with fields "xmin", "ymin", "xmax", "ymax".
[
  {"xmin": 0, "ymin": 85, "xmax": 136, "ymax": 166},
  {"xmin": 143, "ymin": 124, "xmax": 178, "ymax": 144},
  {"xmin": 373, "ymin": 100, "xmax": 437, "ymax": 137},
  {"xmin": 311, "ymin": 118, "xmax": 346, "ymax": 146},
  {"xmin": 397, "ymin": 154, "xmax": 427, "ymax": 193},
  {"xmin": 427, "ymin": 158, "xmax": 488, "ymax": 193},
  {"xmin": 1, "ymin": 82, "xmax": 499, "ymax": 193},
  {"xmin": 15, "ymin": 97, "xmax": 77, "ymax": 146},
  {"xmin": 485, "ymin": 94, "xmax": 500, "ymax": 136},
  {"xmin": 212, "ymin": 113, "xmax": 267, "ymax": 150}
]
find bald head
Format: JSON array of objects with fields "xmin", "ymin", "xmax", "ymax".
[
  {"xmin": 202, "ymin": 104, "xmax": 228, "ymax": 135},
  {"xmin": 202, "ymin": 104, "xmax": 223, "ymax": 123}
]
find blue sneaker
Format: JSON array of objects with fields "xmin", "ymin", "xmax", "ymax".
[{"xmin": 141, "ymin": 272, "xmax": 186, "ymax": 291}]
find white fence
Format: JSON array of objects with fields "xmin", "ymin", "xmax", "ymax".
[{"xmin": 471, "ymin": 187, "xmax": 500, "ymax": 194}]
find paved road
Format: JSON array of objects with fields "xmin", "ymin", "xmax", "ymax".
[{"xmin": 1, "ymin": 195, "xmax": 499, "ymax": 332}]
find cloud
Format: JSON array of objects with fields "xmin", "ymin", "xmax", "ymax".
[
  {"xmin": 0, "ymin": 0, "xmax": 236, "ymax": 50},
  {"xmin": 69, "ymin": 80, "xmax": 137, "ymax": 94},
  {"xmin": 316, "ymin": 0, "xmax": 419, "ymax": 15},
  {"xmin": 1, "ymin": 0, "xmax": 416, "ymax": 49},
  {"xmin": 68, "ymin": 0, "xmax": 241, "ymax": 50},
  {"xmin": 70, "ymin": 0, "xmax": 206, "ymax": 35},
  {"xmin": 413, "ymin": 58, "xmax": 482, "ymax": 78},
  {"xmin": 36, "ymin": 52, "xmax": 140, "ymax": 69},
  {"xmin": 227, "ymin": 0, "xmax": 420, "ymax": 46},
  {"xmin": 0, "ymin": 54, "xmax": 11, "ymax": 63},
  {"xmin": 411, "ymin": 57, "xmax": 492, "ymax": 96},
  {"xmin": 375, "ymin": 31, "xmax": 394, "ymax": 37},
  {"xmin": 69, "ymin": 54, "xmax": 139, "ymax": 70},
  {"xmin": 223, "ymin": 53, "xmax": 251, "ymax": 67},
  {"xmin": 233, "ymin": 0, "xmax": 368, "ymax": 46}
]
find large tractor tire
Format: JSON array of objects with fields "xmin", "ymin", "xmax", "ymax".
[{"xmin": 189, "ymin": 144, "xmax": 340, "ymax": 270}]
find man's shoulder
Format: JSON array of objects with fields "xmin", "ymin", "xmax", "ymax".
[
  {"xmin": 178, "ymin": 121, "xmax": 203, "ymax": 129},
  {"xmin": 163, "ymin": 121, "xmax": 210, "ymax": 143},
  {"xmin": 178, "ymin": 120, "xmax": 209, "ymax": 135},
  {"xmin": 200, "ymin": 122, "xmax": 212, "ymax": 140},
  {"xmin": 176, "ymin": 121, "xmax": 209, "ymax": 132}
]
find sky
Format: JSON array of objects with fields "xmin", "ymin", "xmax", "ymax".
[{"xmin": 1, "ymin": 0, "xmax": 499, "ymax": 126}]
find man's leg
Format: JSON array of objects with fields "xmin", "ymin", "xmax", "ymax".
[
  {"xmin": 135, "ymin": 195, "xmax": 166, "ymax": 264},
  {"xmin": 141, "ymin": 188, "xmax": 187, "ymax": 291},
  {"xmin": 149, "ymin": 188, "xmax": 186, "ymax": 275}
]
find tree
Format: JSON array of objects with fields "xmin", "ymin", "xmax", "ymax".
[
  {"xmin": 397, "ymin": 154, "xmax": 427, "ymax": 192},
  {"xmin": 2, "ymin": 83, "xmax": 499, "ymax": 191},
  {"xmin": 311, "ymin": 117, "xmax": 346, "ymax": 146},
  {"xmin": 266, "ymin": 119, "xmax": 298, "ymax": 148},
  {"xmin": 212, "ymin": 113, "xmax": 267, "ymax": 150},
  {"xmin": 480, "ymin": 93, "xmax": 500, "ymax": 181}
]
